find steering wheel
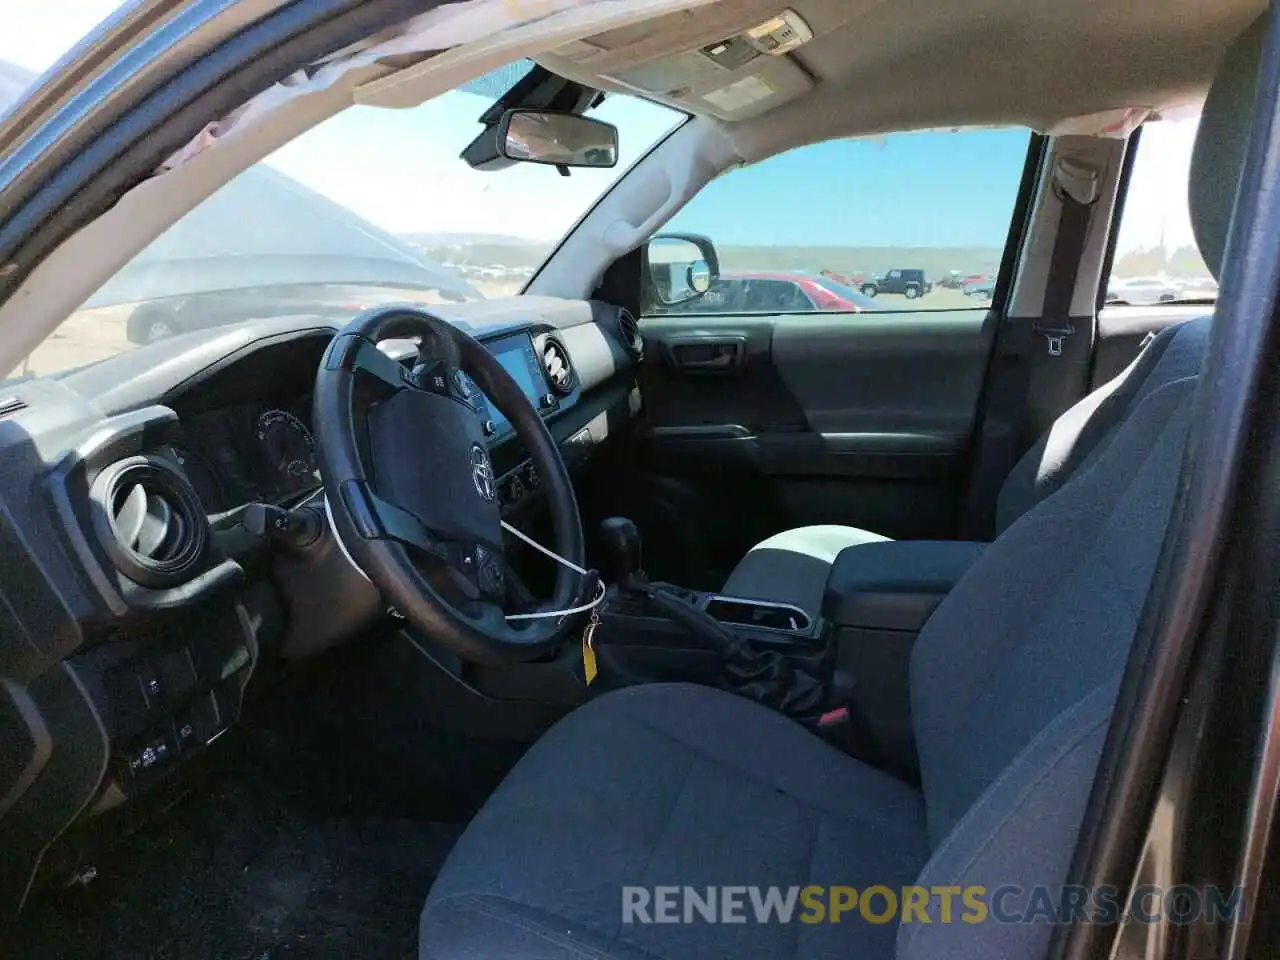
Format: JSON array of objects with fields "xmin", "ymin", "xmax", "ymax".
[{"xmin": 313, "ymin": 306, "xmax": 586, "ymax": 664}]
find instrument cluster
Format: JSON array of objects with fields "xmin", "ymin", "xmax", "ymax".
[{"xmin": 159, "ymin": 400, "xmax": 321, "ymax": 513}]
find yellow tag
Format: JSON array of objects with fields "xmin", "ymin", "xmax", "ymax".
[{"xmin": 582, "ymin": 619, "xmax": 599, "ymax": 685}]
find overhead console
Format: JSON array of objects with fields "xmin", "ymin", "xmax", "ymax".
[{"xmin": 537, "ymin": 5, "xmax": 824, "ymax": 121}]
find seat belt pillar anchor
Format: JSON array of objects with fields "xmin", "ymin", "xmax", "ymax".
[
  {"xmin": 1040, "ymin": 325, "xmax": 1073, "ymax": 357},
  {"xmin": 1036, "ymin": 155, "xmax": 1099, "ymax": 358}
]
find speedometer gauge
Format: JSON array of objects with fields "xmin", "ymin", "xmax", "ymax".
[{"xmin": 255, "ymin": 409, "xmax": 318, "ymax": 486}]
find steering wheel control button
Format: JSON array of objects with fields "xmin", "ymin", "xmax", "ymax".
[
  {"xmin": 446, "ymin": 545, "xmax": 482, "ymax": 601},
  {"xmin": 469, "ymin": 443, "xmax": 497, "ymax": 504},
  {"xmin": 506, "ymin": 475, "xmax": 525, "ymax": 503},
  {"xmin": 124, "ymin": 730, "xmax": 178, "ymax": 785},
  {"xmin": 523, "ymin": 462, "xmax": 540, "ymax": 490},
  {"xmin": 451, "ymin": 368, "xmax": 471, "ymax": 397},
  {"xmin": 175, "ymin": 693, "xmax": 222, "ymax": 749},
  {"xmin": 136, "ymin": 664, "xmax": 164, "ymax": 707},
  {"xmin": 482, "ymin": 419, "xmax": 497, "ymax": 437},
  {"xmin": 157, "ymin": 650, "xmax": 197, "ymax": 706},
  {"xmin": 476, "ymin": 545, "xmax": 504, "ymax": 595}
]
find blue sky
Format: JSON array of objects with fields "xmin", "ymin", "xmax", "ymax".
[
  {"xmin": 264, "ymin": 88, "xmax": 682, "ymax": 241},
  {"xmin": 669, "ymin": 129, "xmax": 1031, "ymax": 248},
  {"xmin": 2, "ymin": 0, "xmax": 1203, "ymax": 254}
]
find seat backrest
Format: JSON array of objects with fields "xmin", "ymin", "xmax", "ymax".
[
  {"xmin": 897, "ymin": 14, "xmax": 1262, "ymax": 958},
  {"xmin": 905, "ymin": 374, "xmax": 1194, "ymax": 955},
  {"xmin": 994, "ymin": 317, "xmax": 1207, "ymax": 533}
]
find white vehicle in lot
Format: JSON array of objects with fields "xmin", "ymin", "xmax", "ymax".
[
  {"xmin": 1179, "ymin": 276, "xmax": 1220, "ymax": 299},
  {"xmin": 1105, "ymin": 275, "xmax": 1180, "ymax": 304}
]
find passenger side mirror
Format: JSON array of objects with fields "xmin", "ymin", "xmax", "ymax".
[
  {"xmin": 496, "ymin": 110, "xmax": 619, "ymax": 169},
  {"xmin": 643, "ymin": 234, "xmax": 720, "ymax": 309}
]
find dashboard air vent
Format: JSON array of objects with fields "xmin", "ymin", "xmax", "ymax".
[
  {"xmin": 616, "ymin": 309, "xmax": 644, "ymax": 360},
  {"xmin": 540, "ymin": 336, "xmax": 576, "ymax": 396},
  {"xmin": 0, "ymin": 396, "xmax": 28, "ymax": 418},
  {"xmin": 91, "ymin": 456, "xmax": 208, "ymax": 589}
]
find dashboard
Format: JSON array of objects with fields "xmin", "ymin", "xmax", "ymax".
[
  {"xmin": 0, "ymin": 297, "xmax": 644, "ymax": 922},
  {"xmin": 146, "ymin": 329, "xmax": 575, "ymax": 515}
]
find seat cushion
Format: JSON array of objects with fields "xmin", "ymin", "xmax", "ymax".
[
  {"xmin": 722, "ymin": 525, "xmax": 890, "ymax": 613},
  {"xmin": 421, "ymin": 683, "xmax": 929, "ymax": 960}
]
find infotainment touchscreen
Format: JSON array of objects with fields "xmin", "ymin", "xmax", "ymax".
[{"xmin": 471, "ymin": 333, "xmax": 547, "ymax": 438}]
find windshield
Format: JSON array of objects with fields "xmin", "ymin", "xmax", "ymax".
[{"xmin": 5, "ymin": 58, "xmax": 680, "ymax": 378}]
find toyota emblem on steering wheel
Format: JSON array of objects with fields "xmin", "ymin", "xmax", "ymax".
[{"xmin": 469, "ymin": 443, "xmax": 496, "ymax": 503}]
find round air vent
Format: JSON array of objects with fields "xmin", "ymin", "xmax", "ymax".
[
  {"xmin": 616, "ymin": 309, "xmax": 644, "ymax": 360},
  {"xmin": 540, "ymin": 336, "xmax": 576, "ymax": 396},
  {"xmin": 91, "ymin": 456, "xmax": 209, "ymax": 589}
]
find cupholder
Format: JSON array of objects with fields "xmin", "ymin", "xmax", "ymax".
[{"xmin": 704, "ymin": 595, "xmax": 813, "ymax": 633}]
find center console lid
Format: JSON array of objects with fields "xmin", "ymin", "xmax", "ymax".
[
  {"xmin": 823, "ymin": 540, "xmax": 987, "ymax": 631},
  {"xmin": 824, "ymin": 539, "xmax": 986, "ymax": 782}
]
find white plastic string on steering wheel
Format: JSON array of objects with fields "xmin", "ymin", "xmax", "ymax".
[{"xmin": 500, "ymin": 519, "xmax": 606, "ymax": 621}]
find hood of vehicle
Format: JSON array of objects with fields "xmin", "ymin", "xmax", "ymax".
[
  {"xmin": 80, "ymin": 163, "xmax": 482, "ymax": 309},
  {"xmin": 0, "ymin": 57, "xmax": 479, "ymax": 310}
]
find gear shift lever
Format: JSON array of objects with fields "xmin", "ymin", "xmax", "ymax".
[
  {"xmin": 599, "ymin": 516, "xmax": 643, "ymax": 585},
  {"xmin": 598, "ymin": 516, "xmax": 741, "ymax": 656},
  {"xmin": 597, "ymin": 516, "xmax": 825, "ymax": 721}
]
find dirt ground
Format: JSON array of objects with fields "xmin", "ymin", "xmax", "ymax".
[{"xmin": 7, "ymin": 284, "xmax": 985, "ymax": 381}]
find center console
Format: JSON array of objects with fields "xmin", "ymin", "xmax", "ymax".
[
  {"xmin": 822, "ymin": 539, "xmax": 987, "ymax": 779},
  {"xmin": 596, "ymin": 588, "xmax": 826, "ymax": 688}
]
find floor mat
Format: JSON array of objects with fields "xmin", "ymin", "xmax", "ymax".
[{"xmin": 10, "ymin": 775, "xmax": 461, "ymax": 960}]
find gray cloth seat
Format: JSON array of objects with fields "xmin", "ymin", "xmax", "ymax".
[
  {"xmin": 420, "ymin": 13, "xmax": 1258, "ymax": 959},
  {"xmin": 423, "ymin": 682, "xmax": 931, "ymax": 960},
  {"xmin": 724, "ymin": 316, "xmax": 1205, "ymax": 610},
  {"xmin": 423, "ymin": 371, "xmax": 1200, "ymax": 959}
]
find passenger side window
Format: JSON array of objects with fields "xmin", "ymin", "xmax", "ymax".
[
  {"xmin": 647, "ymin": 127, "xmax": 1031, "ymax": 317},
  {"xmin": 1106, "ymin": 108, "xmax": 1214, "ymax": 306}
]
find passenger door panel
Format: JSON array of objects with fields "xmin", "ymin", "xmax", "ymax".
[{"xmin": 634, "ymin": 309, "xmax": 996, "ymax": 584}]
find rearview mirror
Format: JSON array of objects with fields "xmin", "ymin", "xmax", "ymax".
[
  {"xmin": 644, "ymin": 234, "xmax": 720, "ymax": 307},
  {"xmin": 497, "ymin": 110, "xmax": 619, "ymax": 169}
]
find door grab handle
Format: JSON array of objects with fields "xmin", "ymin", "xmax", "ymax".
[{"xmin": 665, "ymin": 338, "xmax": 746, "ymax": 373}]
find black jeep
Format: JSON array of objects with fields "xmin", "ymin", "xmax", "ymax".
[{"xmin": 860, "ymin": 268, "xmax": 932, "ymax": 299}]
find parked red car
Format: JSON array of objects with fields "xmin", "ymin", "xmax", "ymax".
[{"xmin": 670, "ymin": 271, "xmax": 880, "ymax": 314}]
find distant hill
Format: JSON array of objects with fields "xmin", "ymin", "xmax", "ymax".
[
  {"xmin": 401, "ymin": 233, "xmax": 554, "ymax": 271},
  {"xmin": 400, "ymin": 231, "xmax": 542, "ymax": 248},
  {"xmin": 715, "ymin": 245, "xmax": 1005, "ymax": 278},
  {"xmin": 399, "ymin": 233, "xmax": 1216, "ymax": 285},
  {"xmin": 399, "ymin": 234, "xmax": 1008, "ymax": 279}
]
